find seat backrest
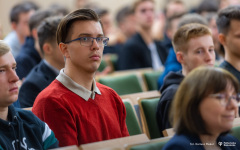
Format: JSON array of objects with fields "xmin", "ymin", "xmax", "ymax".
[
  {"xmin": 123, "ymin": 99, "xmax": 142, "ymax": 136},
  {"xmin": 54, "ymin": 145, "xmax": 79, "ymax": 150},
  {"xmin": 99, "ymin": 74, "xmax": 143, "ymax": 95},
  {"xmin": 138, "ymin": 97, "xmax": 161, "ymax": 139},
  {"xmin": 125, "ymin": 136, "xmax": 172, "ymax": 150},
  {"xmin": 143, "ymin": 71, "xmax": 162, "ymax": 91},
  {"xmin": 121, "ymin": 90, "xmax": 161, "ymax": 105},
  {"xmin": 231, "ymin": 125, "xmax": 240, "ymax": 141},
  {"xmin": 22, "ymin": 107, "xmax": 32, "ymax": 111},
  {"xmin": 79, "ymin": 134, "xmax": 149, "ymax": 150},
  {"xmin": 162, "ymin": 128, "xmax": 175, "ymax": 137}
]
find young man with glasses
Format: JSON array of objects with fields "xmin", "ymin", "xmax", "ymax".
[{"xmin": 32, "ymin": 9, "xmax": 129, "ymax": 147}]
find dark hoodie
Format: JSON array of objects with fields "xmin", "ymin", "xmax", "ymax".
[
  {"xmin": 0, "ymin": 105, "xmax": 58, "ymax": 150},
  {"xmin": 156, "ymin": 71, "xmax": 184, "ymax": 135}
]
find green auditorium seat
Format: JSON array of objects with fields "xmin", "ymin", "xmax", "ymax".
[
  {"xmin": 231, "ymin": 125, "xmax": 240, "ymax": 141},
  {"xmin": 143, "ymin": 71, "xmax": 162, "ymax": 91},
  {"xmin": 99, "ymin": 74, "xmax": 143, "ymax": 95},
  {"xmin": 123, "ymin": 99, "xmax": 142, "ymax": 136},
  {"xmin": 138, "ymin": 97, "xmax": 162, "ymax": 139}
]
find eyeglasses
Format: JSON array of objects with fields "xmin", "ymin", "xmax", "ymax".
[
  {"xmin": 64, "ymin": 37, "xmax": 109, "ymax": 47},
  {"xmin": 209, "ymin": 93, "xmax": 240, "ymax": 106}
]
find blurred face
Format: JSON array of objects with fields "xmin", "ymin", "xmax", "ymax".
[
  {"xmin": 135, "ymin": 0, "xmax": 155, "ymax": 29},
  {"xmin": 101, "ymin": 13, "xmax": 112, "ymax": 36},
  {"xmin": 222, "ymin": 19, "xmax": 240, "ymax": 58},
  {"xmin": 200, "ymin": 85, "xmax": 238, "ymax": 134},
  {"xmin": 15, "ymin": 10, "xmax": 35, "ymax": 40},
  {"xmin": 62, "ymin": 20, "xmax": 104, "ymax": 73},
  {"xmin": 0, "ymin": 52, "xmax": 19, "ymax": 107},
  {"xmin": 120, "ymin": 14, "xmax": 136, "ymax": 38},
  {"xmin": 166, "ymin": 2, "xmax": 185, "ymax": 18},
  {"xmin": 181, "ymin": 35, "xmax": 215, "ymax": 74}
]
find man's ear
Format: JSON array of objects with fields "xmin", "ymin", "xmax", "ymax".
[
  {"xmin": 11, "ymin": 22, "xmax": 17, "ymax": 30},
  {"xmin": 59, "ymin": 43, "xmax": 70, "ymax": 58},
  {"xmin": 218, "ymin": 33, "xmax": 226, "ymax": 46},
  {"xmin": 42, "ymin": 43, "xmax": 51, "ymax": 55},
  {"xmin": 176, "ymin": 51, "xmax": 184, "ymax": 64},
  {"xmin": 32, "ymin": 29, "xmax": 38, "ymax": 39}
]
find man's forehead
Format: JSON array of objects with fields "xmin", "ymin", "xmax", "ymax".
[{"xmin": 70, "ymin": 20, "xmax": 104, "ymax": 35}]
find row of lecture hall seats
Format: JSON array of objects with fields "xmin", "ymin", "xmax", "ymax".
[
  {"xmin": 23, "ymin": 94, "xmax": 240, "ymax": 150},
  {"xmin": 96, "ymin": 67, "xmax": 163, "ymax": 95}
]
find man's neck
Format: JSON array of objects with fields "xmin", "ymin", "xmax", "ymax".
[
  {"xmin": 137, "ymin": 27, "xmax": 153, "ymax": 45},
  {"xmin": 0, "ymin": 107, "xmax": 9, "ymax": 121},
  {"xmin": 44, "ymin": 57, "xmax": 62, "ymax": 71},
  {"xmin": 225, "ymin": 52, "xmax": 240, "ymax": 71},
  {"xmin": 64, "ymin": 65, "xmax": 95, "ymax": 91}
]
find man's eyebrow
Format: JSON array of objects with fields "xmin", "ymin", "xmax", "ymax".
[
  {"xmin": 78, "ymin": 33, "xmax": 104, "ymax": 37},
  {"xmin": 0, "ymin": 63, "xmax": 17, "ymax": 68}
]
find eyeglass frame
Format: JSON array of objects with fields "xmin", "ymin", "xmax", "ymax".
[
  {"xmin": 64, "ymin": 37, "xmax": 109, "ymax": 47},
  {"xmin": 209, "ymin": 93, "xmax": 240, "ymax": 106}
]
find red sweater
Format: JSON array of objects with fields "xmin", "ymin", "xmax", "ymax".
[{"xmin": 32, "ymin": 80, "xmax": 129, "ymax": 147}]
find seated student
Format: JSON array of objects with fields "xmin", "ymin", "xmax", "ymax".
[
  {"xmin": 19, "ymin": 16, "xmax": 64, "ymax": 108},
  {"xmin": 157, "ymin": 13, "xmax": 208, "ymax": 89},
  {"xmin": 156, "ymin": 23, "xmax": 215, "ymax": 135},
  {"xmin": 217, "ymin": 5, "xmax": 240, "ymax": 90},
  {"xmin": 32, "ymin": 8, "xmax": 129, "ymax": 147},
  {"xmin": 0, "ymin": 40, "xmax": 58, "ymax": 149},
  {"xmin": 163, "ymin": 67, "xmax": 240, "ymax": 150}
]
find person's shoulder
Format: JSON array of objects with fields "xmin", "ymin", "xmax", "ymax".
[
  {"xmin": 124, "ymin": 33, "xmax": 143, "ymax": 48},
  {"xmin": 219, "ymin": 134, "xmax": 240, "ymax": 142},
  {"xmin": 36, "ymin": 80, "xmax": 63, "ymax": 97},
  {"xmin": 15, "ymin": 108, "xmax": 41, "ymax": 124},
  {"xmin": 163, "ymin": 134, "xmax": 197, "ymax": 150}
]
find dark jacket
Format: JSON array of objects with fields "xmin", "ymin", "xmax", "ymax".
[
  {"xmin": 16, "ymin": 36, "xmax": 41, "ymax": 80},
  {"xmin": 0, "ymin": 105, "xmax": 58, "ymax": 149},
  {"xmin": 156, "ymin": 71, "xmax": 184, "ymax": 134},
  {"xmin": 118, "ymin": 32, "xmax": 167, "ymax": 70},
  {"xmin": 19, "ymin": 60, "xmax": 58, "ymax": 108},
  {"xmin": 163, "ymin": 133, "xmax": 240, "ymax": 150}
]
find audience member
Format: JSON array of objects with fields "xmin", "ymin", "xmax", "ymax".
[
  {"xmin": 19, "ymin": 16, "xmax": 64, "ymax": 108},
  {"xmin": 164, "ymin": 0, "xmax": 186, "ymax": 19},
  {"xmin": 115, "ymin": 5, "xmax": 136, "ymax": 43},
  {"xmin": 157, "ymin": 13, "xmax": 208, "ymax": 89},
  {"xmin": 0, "ymin": 40, "xmax": 58, "ymax": 149},
  {"xmin": 219, "ymin": 0, "xmax": 240, "ymax": 10},
  {"xmin": 118, "ymin": 0, "xmax": 167, "ymax": 70},
  {"xmin": 15, "ymin": 9, "xmax": 53, "ymax": 80},
  {"xmin": 152, "ymin": 0, "xmax": 187, "ymax": 41},
  {"xmin": 156, "ymin": 23, "xmax": 215, "ymax": 134},
  {"xmin": 32, "ymin": 8, "xmax": 129, "ymax": 147},
  {"xmin": 205, "ymin": 12, "xmax": 224, "ymax": 63},
  {"xmin": 4, "ymin": 1, "xmax": 38, "ymax": 58},
  {"xmin": 196, "ymin": 0, "xmax": 219, "ymax": 16},
  {"xmin": 163, "ymin": 67, "xmax": 240, "ymax": 150},
  {"xmin": 217, "ymin": 5, "xmax": 240, "ymax": 90}
]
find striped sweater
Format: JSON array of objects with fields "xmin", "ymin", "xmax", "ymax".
[{"xmin": 0, "ymin": 105, "xmax": 58, "ymax": 150}]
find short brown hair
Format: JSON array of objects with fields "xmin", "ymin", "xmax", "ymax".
[
  {"xmin": 0, "ymin": 40, "xmax": 10, "ymax": 56},
  {"xmin": 172, "ymin": 23, "xmax": 211, "ymax": 53},
  {"xmin": 38, "ymin": 16, "xmax": 62, "ymax": 54},
  {"xmin": 56, "ymin": 8, "xmax": 101, "ymax": 44},
  {"xmin": 132, "ymin": 0, "xmax": 154, "ymax": 13},
  {"xmin": 171, "ymin": 66, "xmax": 239, "ymax": 135}
]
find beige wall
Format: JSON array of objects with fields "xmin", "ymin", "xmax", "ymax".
[{"xmin": 0, "ymin": 0, "xmax": 202, "ymax": 37}]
